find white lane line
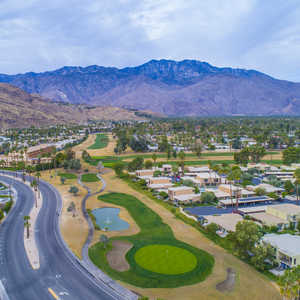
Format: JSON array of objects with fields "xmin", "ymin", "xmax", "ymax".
[{"xmin": 0, "ymin": 279, "xmax": 10, "ymax": 300}]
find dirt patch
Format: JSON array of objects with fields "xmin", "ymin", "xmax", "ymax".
[
  {"xmin": 40, "ymin": 170, "xmax": 88, "ymax": 258},
  {"xmin": 107, "ymin": 240, "xmax": 132, "ymax": 272},
  {"xmin": 216, "ymin": 268, "xmax": 236, "ymax": 293}
]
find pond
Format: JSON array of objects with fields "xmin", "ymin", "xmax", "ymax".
[{"xmin": 91, "ymin": 207, "xmax": 130, "ymax": 231}]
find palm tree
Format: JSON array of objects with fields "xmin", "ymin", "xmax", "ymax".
[
  {"xmin": 178, "ymin": 151, "xmax": 185, "ymax": 175},
  {"xmin": 152, "ymin": 153, "xmax": 157, "ymax": 168},
  {"xmin": 232, "ymin": 168, "xmax": 242, "ymax": 211},
  {"xmin": 24, "ymin": 215, "xmax": 31, "ymax": 239},
  {"xmin": 293, "ymin": 168, "xmax": 300, "ymax": 206}
]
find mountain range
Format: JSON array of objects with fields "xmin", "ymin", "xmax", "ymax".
[
  {"xmin": 1, "ymin": 59, "xmax": 300, "ymax": 116},
  {"xmin": 0, "ymin": 83, "xmax": 148, "ymax": 128}
]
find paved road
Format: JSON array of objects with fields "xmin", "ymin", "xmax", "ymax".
[{"xmin": 0, "ymin": 173, "xmax": 126, "ymax": 300}]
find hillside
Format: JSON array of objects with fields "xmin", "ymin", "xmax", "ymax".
[
  {"xmin": 1, "ymin": 60, "xmax": 300, "ymax": 116},
  {"xmin": 0, "ymin": 83, "xmax": 150, "ymax": 128}
]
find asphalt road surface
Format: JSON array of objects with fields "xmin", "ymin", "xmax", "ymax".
[{"xmin": 0, "ymin": 174, "xmax": 126, "ymax": 300}]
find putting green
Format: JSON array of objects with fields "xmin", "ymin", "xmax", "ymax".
[{"xmin": 134, "ymin": 244, "xmax": 197, "ymax": 275}]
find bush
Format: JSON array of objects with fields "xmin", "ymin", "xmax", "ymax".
[
  {"xmin": 206, "ymin": 223, "xmax": 218, "ymax": 235},
  {"xmin": 200, "ymin": 192, "xmax": 216, "ymax": 204}
]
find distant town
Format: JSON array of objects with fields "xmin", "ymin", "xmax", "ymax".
[{"xmin": 1, "ymin": 117, "xmax": 300, "ymax": 300}]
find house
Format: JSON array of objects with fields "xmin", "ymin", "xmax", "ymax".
[
  {"xmin": 247, "ymin": 183, "xmax": 284, "ymax": 195},
  {"xmin": 162, "ymin": 164, "xmax": 172, "ymax": 173},
  {"xmin": 204, "ymin": 213, "xmax": 244, "ymax": 233},
  {"xmin": 219, "ymin": 184, "xmax": 255, "ymax": 198},
  {"xmin": 174, "ymin": 193, "xmax": 201, "ymax": 203},
  {"xmin": 136, "ymin": 169, "xmax": 154, "ymax": 177},
  {"xmin": 195, "ymin": 172, "xmax": 221, "ymax": 186},
  {"xmin": 147, "ymin": 176, "xmax": 173, "ymax": 190},
  {"xmin": 262, "ymin": 234, "xmax": 300, "ymax": 268},
  {"xmin": 27, "ymin": 144, "xmax": 55, "ymax": 159},
  {"xmin": 168, "ymin": 186, "xmax": 194, "ymax": 201},
  {"xmin": 148, "ymin": 176, "xmax": 171, "ymax": 185},
  {"xmin": 248, "ymin": 212, "xmax": 289, "ymax": 229},
  {"xmin": 186, "ymin": 166, "xmax": 210, "ymax": 173},
  {"xmin": 266, "ymin": 204, "xmax": 300, "ymax": 227}
]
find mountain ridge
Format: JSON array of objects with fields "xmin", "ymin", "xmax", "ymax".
[
  {"xmin": 0, "ymin": 83, "xmax": 153, "ymax": 128},
  {"xmin": 1, "ymin": 59, "xmax": 300, "ymax": 116}
]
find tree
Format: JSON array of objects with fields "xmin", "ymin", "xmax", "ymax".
[
  {"xmin": 178, "ymin": 151, "xmax": 185, "ymax": 174},
  {"xmin": 200, "ymin": 192, "xmax": 216, "ymax": 204},
  {"xmin": 250, "ymin": 245, "xmax": 269, "ymax": 271},
  {"xmin": 145, "ymin": 160, "xmax": 153, "ymax": 169},
  {"xmin": 24, "ymin": 215, "xmax": 31, "ymax": 239},
  {"xmin": 248, "ymin": 145, "xmax": 266, "ymax": 163},
  {"xmin": 0, "ymin": 209, "xmax": 3, "ymax": 221},
  {"xmin": 127, "ymin": 157, "xmax": 144, "ymax": 172},
  {"xmin": 231, "ymin": 220, "xmax": 262, "ymax": 259},
  {"xmin": 60, "ymin": 177, "xmax": 66, "ymax": 185},
  {"xmin": 193, "ymin": 143, "xmax": 202, "ymax": 158},
  {"xmin": 69, "ymin": 186, "xmax": 79, "ymax": 196},
  {"xmin": 113, "ymin": 162, "xmax": 125, "ymax": 177},
  {"xmin": 152, "ymin": 153, "xmax": 157, "ymax": 166},
  {"xmin": 278, "ymin": 266, "xmax": 300, "ymax": 300},
  {"xmin": 284, "ymin": 180, "xmax": 295, "ymax": 195},
  {"xmin": 206, "ymin": 223, "xmax": 218, "ymax": 235},
  {"xmin": 255, "ymin": 187, "xmax": 266, "ymax": 196},
  {"xmin": 283, "ymin": 147, "xmax": 300, "ymax": 165},
  {"xmin": 294, "ymin": 168, "xmax": 300, "ymax": 205},
  {"xmin": 234, "ymin": 148, "xmax": 250, "ymax": 165},
  {"xmin": 100, "ymin": 234, "xmax": 109, "ymax": 249}
]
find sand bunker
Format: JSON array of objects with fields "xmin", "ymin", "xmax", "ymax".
[
  {"xmin": 107, "ymin": 240, "xmax": 132, "ymax": 272},
  {"xmin": 216, "ymin": 268, "xmax": 236, "ymax": 293}
]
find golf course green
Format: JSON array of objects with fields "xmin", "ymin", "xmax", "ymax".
[{"xmin": 134, "ymin": 244, "xmax": 197, "ymax": 275}]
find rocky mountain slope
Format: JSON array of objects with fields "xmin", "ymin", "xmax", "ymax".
[
  {"xmin": 0, "ymin": 83, "xmax": 149, "ymax": 128},
  {"xmin": 1, "ymin": 59, "xmax": 300, "ymax": 116}
]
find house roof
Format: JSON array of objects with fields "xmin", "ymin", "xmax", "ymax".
[
  {"xmin": 205, "ymin": 214, "xmax": 243, "ymax": 232},
  {"xmin": 267, "ymin": 204, "xmax": 300, "ymax": 215},
  {"xmin": 263, "ymin": 234, "xmax": 300, "ymax": 257},
  {"xmin": 251, "ymin": 212, "xmax": 289, "ymax": 226}
]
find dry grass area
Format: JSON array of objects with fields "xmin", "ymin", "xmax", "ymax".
[
  {"xmin": 101, "ymin": 170, "xmax": 280, "ymax": 300},
  {"xmin": 40, "ymin": 170, "xmax": 88, "ymax": 258},
  {"xmin": 73, "ymin": 134, "xmax": 96, "ymax": 159},
  {"xmin": 106, "ymin": 240, "xmax": 133, "ymax": 272},
  {"xmin": 86, "ymin": 192, "xmax": 140, "ymax": 243},
  {"xmin": 86, "ymin": 134, "xmax": 116, "ymax": 157}
]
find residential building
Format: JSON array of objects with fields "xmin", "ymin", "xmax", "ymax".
[
  {"xmin": 168, "ymin": 186, "xmax": 194, "ymax": 201},
  {"xmin": 262, "ymin": 234, "xmax": 300, "ymax": 268}
]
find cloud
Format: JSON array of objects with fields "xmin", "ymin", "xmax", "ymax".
[{"xmin": 0, "ymin": 0, "xmax": 300, "ymax": 81}]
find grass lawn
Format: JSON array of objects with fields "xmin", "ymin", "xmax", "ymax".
[
  {"xmin": 58, "ymin": 172, "xmax": 77, "ymax": 179},
  {"xmin": 89, "ymin": 192, "xmax": 214, "ymax": 288},
  {"xmin": 135, "ymin": 244, "xmax": 197, "ymax": 275},
  {"xmin": 88, "ymin": 134, "xmax": 109, "ymax": 150},
  {"xmin": 81, "ymin": 173, "xmax": 100, "ymax": 182}
]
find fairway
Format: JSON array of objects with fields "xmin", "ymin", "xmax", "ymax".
[
  {"xmin": 81, "ymin": 173, "xmax": 100, "ymax": 182},
  {"xmin": 135, "ymin": 244, "xmax": 197, "ymax": 275},
  {"xmin": 88, "ymin": 134, "xmax": 109, "ymax": 150}
]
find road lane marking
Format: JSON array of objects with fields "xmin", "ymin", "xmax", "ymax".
[{"xmin": 48, "ymin": 288, "xmax": 60, "ymax": 299}]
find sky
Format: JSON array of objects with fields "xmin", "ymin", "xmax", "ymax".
[{"xmin": 1, "ymin": 0, "xmax": 300, "ymax": 81}]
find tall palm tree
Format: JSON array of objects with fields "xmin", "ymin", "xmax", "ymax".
[
  {"xmin": 293, "ymin": 168, "xmax": 300, "ymax": 206},
  {"xmin": 24, "ymin": 215, "xmax": 31, "ymax": 239}
]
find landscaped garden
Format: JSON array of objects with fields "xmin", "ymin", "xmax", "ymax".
[
  {"xmin": 81, "ymin": 173, "xmax": 100, "ymax": 182},
  {"xmin": 89, "ymin": 192, "xmax": 214, "ymax": 288},
  {"xmin": 88, "ymin": 133, "xmax": 109, "ymax": 150}
]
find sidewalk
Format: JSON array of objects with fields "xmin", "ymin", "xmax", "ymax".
[{"xmin": 4, "ymin": 174, "xmax": 42, "ymax": 270}]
